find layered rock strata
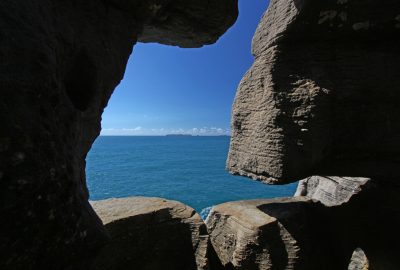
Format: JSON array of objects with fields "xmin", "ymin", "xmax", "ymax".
[
  {"xmin": 224, "ymin": 0, "xmax": 400, "ymax": 267},
  {"xmin": 206, "ymin": 197, "xmax": 320, "ymax": 270},
  {"xmin": 348, "ymin": 248, "xmax": 369, "ymax": 270},
  {"xmin": 2, "ymin": 0, "xmax": 400, "ymax": 269},
  {"xmin": 90, "ymin": 197, "xmax": 218, "ymax": 270},
  {"xmin": 227, "ymin": 0, "xmax": 400, "ymax": 183},
  {"xmin": 294, "ymin": 175, "xmax": 400, "ymax": 269},
  {"xmin": 0, "ymin": 1, "xmax": 238, "ymax": 269},
  {"xmin": 294, "ymin": 176, "xmax": 371, "ymax": 206},
  {"xmin": 206, "ymin": 178, "xmax": 400, "ymax": 269}
]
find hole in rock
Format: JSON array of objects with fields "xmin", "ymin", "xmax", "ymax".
[{"xmin": 86, "ymin": 1, "xmax": 298, "ymax": 219}]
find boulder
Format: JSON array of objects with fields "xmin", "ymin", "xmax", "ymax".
[
  {"xmin": 227, "ymin": 0, "xmax": 400, "ymax": 183},
  {"xmin": 294, "ymin": 176, "xmax": 400, "ymax": 269},
  {"xmin": 348, "ymin": 248, "xmax": 369, "ymax": 270},
  {"xmin": 205, "ymin": 197, "xmax": 339, "ymax": 270},
  {"xmin": 207, "ymin": 178, "xmax": 400, "ymax": 269},
  {"xmin": 90, "ymin": 197, "xmax": 217, "ymax": 270}
]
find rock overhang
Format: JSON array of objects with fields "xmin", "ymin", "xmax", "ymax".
[
  {"xmin": 228, "ymin": 0, "xmax": 400, "ymax": 184},
  {"xmin": 105, "ymin": 0, "xmax": 239, "ymax": 48}
]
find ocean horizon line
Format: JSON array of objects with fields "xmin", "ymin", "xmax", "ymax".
[{"xmin": 99, "ymin": 134, "xmax": 231, "ymax": 137}]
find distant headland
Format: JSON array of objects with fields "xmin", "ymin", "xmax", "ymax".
[
  {"xmin": 165, "ymin": 134, "xmax": 230, "ymax": 137},
  {"xmin": 165, "ymin": 134, "xmax": 193, "ymax": 137}
]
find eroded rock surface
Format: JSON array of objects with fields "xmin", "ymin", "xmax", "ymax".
[
  {"xmin": 206, "ymin": 197, "xmax": 328, "ymax": 270},
  {"xmin": 225, "ymin": 1, "xmax": 400, "ymax": 266},
  {"xmin": 0, "ymin": 1, "xmax": 238, "ymax": 269},
  {"xmin": 90, "ymin": 197, "xmax": 216, "ymax": 270},
  {"xmin": 207, "ymin": 177, "xmax": 400, "ymax": 270},
  {"xmin": 227, "ymin": 0, "xmax": 400, "ymax": 183},
  {"xmin": 294, "ymin": 176, "xmax": 371, "ymax": 206},
  {"xmin": 294, "ymin": 176, "xmax": 400, "ymax": 269},
  {"xmin": 348, "ymin": 248, "xmax": 369, "ymax": 270}
]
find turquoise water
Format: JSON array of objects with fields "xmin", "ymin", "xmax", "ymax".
[{"xmin": 86, "ymin": 136, "xmax": 297, "ymax": 217}]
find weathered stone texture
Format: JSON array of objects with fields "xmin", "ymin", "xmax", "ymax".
[
  {"xmin": 348, "ymin": 248, "xmax": 369, "ymax": 270},
  {"xmin": 296, "ymin": 176, "xmax": 400, "ymax": 270},
  {"xmin": 294, "ymin": 176, "xmax": 370, "ymax": 206},
  {"xmin": 138, "ymin": 0, "xmax": 239, "ymax": 48},
  {"xmin": 91, "ymin": 197, "xmax": 216, "ymax": 270},
  {"xmin": 0, "ymin": 1, "xmax": 238, "ymax": 269},
  {"xmin": 2, "ymin": 0, "xmax": 400, "ymax": 268},
  {"xmin": 206, "ymin": 197, "xmax": 321, "ymax": 270},
  {"xmin": 223, "ymin": 0, "xmax": 400, "ymax": 268},
  {"xmin": 206, "ymin": 182, "xmax": 400, "ymax": 270},
  {"xmin": 227, "ymin": 0, "xmax": 400, "ymax": 183}
]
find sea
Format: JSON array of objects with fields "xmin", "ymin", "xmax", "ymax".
[{"xmin": 86, "ymin": 136, "xmax": 298, "ymax": 219}]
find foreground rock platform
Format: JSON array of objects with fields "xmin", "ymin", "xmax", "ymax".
[
  {"xmin": 206, "ymin": 176, "xmax": 400, "ymax": 270},
  {"xmin": 294, "ymin": 175, "xmax": 400, "ymax": 270},
  {"xmin": 206, "ymin": 197, "xmax": 318, "ymax": 270},
  {"xmin": 203, "ymin": 198, "xmax": 318, "ymax": 270},
  {"xmin": 90, "ymin": 197, "xmax": 218, "ymax": 270}
]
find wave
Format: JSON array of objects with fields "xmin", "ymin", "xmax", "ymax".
[{"xmin": 199, "ymin": 206, "xmax": 213, "ymax": 221}]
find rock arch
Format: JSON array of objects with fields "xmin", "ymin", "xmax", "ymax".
[{"xmin": 0, "ymin": 1, "xmax": 237, "ymax": 269}]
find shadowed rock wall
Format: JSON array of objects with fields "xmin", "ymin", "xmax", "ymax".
[
  {"xmin": 207, "ymin": 176, "xmax": 400, "ymax": 269},
  {"xmin": 2, "ymin": 0, "xmax": 399, "ymax": 269},
  {"xmin": 0, "ymin": 1, "xmax": 237, "ymax": 269}
]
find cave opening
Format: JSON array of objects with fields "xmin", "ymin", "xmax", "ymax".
[
  {"xmin": 5, "ymin": 0, "xmax": 399, "ymax": 269},
  {"xmin": 86, "ymin": 1, "xmax": 298, "ymax": 218}
]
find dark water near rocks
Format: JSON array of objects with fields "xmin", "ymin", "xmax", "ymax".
[{"xmin": 87, "ymin": 136, "xmax": 297, "ymax": 218}]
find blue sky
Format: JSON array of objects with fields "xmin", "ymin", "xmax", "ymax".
[{"xmin": 101, "ymin": 0, "xmax": 270, "ymax": 136}]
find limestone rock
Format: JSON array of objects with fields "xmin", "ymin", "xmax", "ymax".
[
  {"xmin": 296, "ymin": 176, "xmax": 400, "ymax": 269},
  {"xmin": 90, "ymin": 197, "xmax": 214, "ymax": 270},
  {"xmin": 294, "ymin": 176, "xmax": 371, "ymax": 206},
  {"xmin": 227, "ymin": 0, "xmax": 400, "ymax": 183},
  {"xmin": 207, "ymin": 186, "xmax": 400, "ymax": 270},
  {"xmin": 0, "ymin": 0, "xmax": 238, "ymax": 269},
  {"xmin": 348, "ymin": 248, "xmax": 369, "ymax": 270},
  {"xmin": 206, "ymin": 197, "xmax": 332, "ymax": 270},
  {"xmin": 223, "ymin": 0, "xmax": 400, "ymax": 268},
  {"xmin": 138, "ymin": 0, "xmax": 239, "ymax": 48}
]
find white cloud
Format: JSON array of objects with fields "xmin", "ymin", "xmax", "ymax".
[{"xmin": 100, "ymin": 127, "xmax": 230, "ymax": 136}]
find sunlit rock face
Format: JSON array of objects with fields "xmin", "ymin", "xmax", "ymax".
[
  {"xmin": 206, "ymin": 197, "xmax": 320, "ymax": 270},
  {"xmin": 0, "ymin": 1, "xmax": 237, "ymax": 269},
  {"xmin": 91, "ymin": 197, "xmax": 221, "ymax": 270},
  {"xmin": 348, "ymin": 248, "xmax": 369, "ymax": 270},
  {"xmin": 294, "ymin": 176, "xmax": 371, "ymax": 206},
  {"xmin": 227, "ymin": 0, "xmax": 400, "ymax": 183},
  {"xmin": 223, "ymin": 0, "xmax": 400, "ymax": 268}
]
